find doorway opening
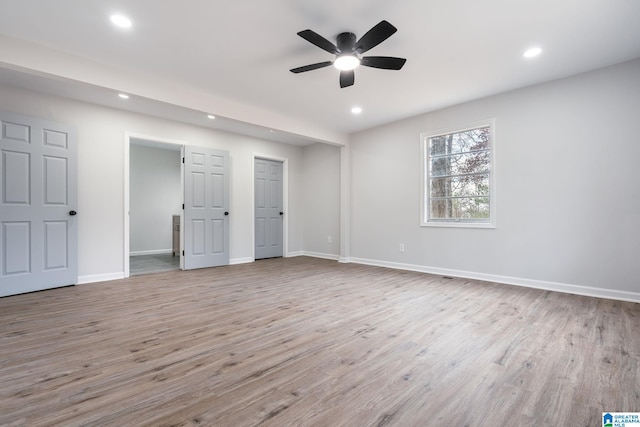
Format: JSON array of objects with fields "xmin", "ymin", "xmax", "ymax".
[{"xmin": 124, "ymin": 134, "xmax": 185, "ymax": 277}]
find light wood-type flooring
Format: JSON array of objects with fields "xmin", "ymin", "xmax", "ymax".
[
  {"xmin": 130, "ymin": 254, "xmax": 180, "ymax": 276},
  {"xmin": 1, "ymin": 257, "xmax": 639, "ymax": 426}
]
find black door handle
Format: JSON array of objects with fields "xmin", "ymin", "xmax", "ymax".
[
  {"xmin": 224, "ymin": 211, "xmax": 229, "ymax": 216},
  {"xmin": 69, "ymin": 210, "xmax": 77, "ymax": 216},
  {"xmin": 279, "ymin": 212, "xmax": 283, "ymax": 215}
]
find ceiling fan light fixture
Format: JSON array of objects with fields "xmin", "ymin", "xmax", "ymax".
[{"xmin": 334, "ymin": 55, "xmax": 360, "ymax": 71}]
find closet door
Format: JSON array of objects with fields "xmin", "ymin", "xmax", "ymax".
[{"xmin": 255, "ymin": 158, "xmax": 283, "ymax": 259}]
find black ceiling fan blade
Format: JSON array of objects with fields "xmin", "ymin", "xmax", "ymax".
[
  {"xmin": 290, "ymin": 61, "xmax": 333, "ymax": 73},
  {"xmin": 361, "ymin": 56, "xmax": 407, "ymax": 70},
  {"xmin": 354, "ymin": 20, "xmax": 397, "ymax": 54},
  {"xmin": 297, "ymin": 29, "xmax": 339, "ymax": 54},
  {"xmin": 340, "ymin": 70, "xmax": 355, "ymax": 88}
]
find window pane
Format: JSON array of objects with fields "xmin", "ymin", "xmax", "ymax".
[
  {"xmin": 429, "ymin": 127, "xmax": 490, "ymax": 156},
  {"xmin": 430, "ymin": 198, "xmax": 453, "ymax": 219},
  {"xmin": 430, "ymin": 197, "xmax": 490, "ymax": 220},
  {"xmin": 430, "ymin": 150, "xmax": 490, "ymax": 177},
  {"xmin": 422, "ymin": 121, "xmax": 493, "ymax": 227},
  {"xmin": 430, "ymin": 174, "xmax": 490, "ymax": 197}
]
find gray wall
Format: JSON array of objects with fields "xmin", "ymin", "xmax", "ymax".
[
  {"xmin": 348, "ymin": 59, "xmax": 640, "ymax": 299},
  {"xmin": 302, "ymin": 142, "xmax": 341, "ymax": 258},
  {"xmin": 0, "ymin": 84, "xmax": 307, "ymax": 282},
  {"xmin": 2, "ymin": 58, "xmax": 638, "ymax": 301},
  {"xmin": 129, "ymin": 144, "xmax": 181, "ymax": 254}
]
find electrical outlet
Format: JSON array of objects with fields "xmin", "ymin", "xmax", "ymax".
[
  {"xmin": 327, "ymin": 235, "xmax": 332, "ymax": 244},
  {"xmin": 399, "ymin": 243, "xmax": 405, "ymax": 253}
]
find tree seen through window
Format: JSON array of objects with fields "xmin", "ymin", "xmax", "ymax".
[{"xmin": 428, "ymin": 126, "xmax": 491, "ymax": 222}]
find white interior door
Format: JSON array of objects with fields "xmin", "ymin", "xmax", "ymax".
[
  {"xmin": 1, "ymin": 112, "xmax": 77, "ymax": 297},
  {"xmin": 255, "ymin": 158, "xmax": 283, "ymax": 259},
  {"xmin": 183, "ymin": 146, "xmax": 229, "ymax": 269}
]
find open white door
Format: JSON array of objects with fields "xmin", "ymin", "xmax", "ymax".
[
  {"xmin": 182, "ymin": 146, "xmax": 229, "ymax": 269},
  {"xmin": 1, "ymin": 112, "xmax": 77, "ymax": 297}
]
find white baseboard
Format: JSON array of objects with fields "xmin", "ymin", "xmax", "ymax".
[
  {"xmin": 230, "ymin": 257, "xmax": 253, "ymax": 265},
  {"xmin": 78, "ymin": 255, "xmax": 639, "ymax": 304},
  {"xmin": 231, "ymin": 252, "xmax": 340, "ymax": 263},
  {"xmin": 130, "ymin": 249, "xmax": 173, "ymax": 256},
  {"xmin": 232, "ymin": 252, "xmax": 340, "ymax": 262},
  {"xmin": 348, "ymin": 257, "xmax": 640, "ymax": 304},
  {"xmin": 298, "ymin": 251, "xmax": 340, "ymax": 261},
  {"xmin": 78, "ymin": 257, "xmax": 262, "ymax": 283},
  {"xmin": 78, "ymin": 272, "xmax": 126, "ymax": 285}
]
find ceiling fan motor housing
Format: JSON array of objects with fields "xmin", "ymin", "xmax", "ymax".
[{"xmin": 336, "ymin": 32, "xmax": 357, "ymax": 53}]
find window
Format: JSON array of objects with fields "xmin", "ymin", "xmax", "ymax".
[{"xmin": 421, "ymin": 119, "xmax": 495, "ymax": 227}]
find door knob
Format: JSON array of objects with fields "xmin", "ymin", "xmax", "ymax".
[
  {"xmin": 224, "ymin": 211, "xmax": 229, "ymax": 216},
  {"xmin": 279, "ymin": 212, "xmax": 284, "ymax": 215},
  {"xmin": 69, "ymin": 210, "xmax": 77, "ymax": 216}
]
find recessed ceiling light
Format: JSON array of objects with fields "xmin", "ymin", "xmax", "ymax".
[
  {"xmin": 207, "ymin": 114, "xmax": 216, "ymax": 119},
  {"xmin": 118, "ymin": 93, "xmax": 129, "ymax": 99},
  {"xmin": 523, "ymin": 47, "xmax": 542, "ymax": 58},
  {"xmin": 110, "ymin": 14, "xmax": 132, "ymax": 28},
  {"xmin": 351, "ymin": 106, "xmax": 362, "ymax": 114}
]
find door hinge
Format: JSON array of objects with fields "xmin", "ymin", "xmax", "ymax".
[
  {"xmin": 182, "ymin": 157, "xmax": 185, "ymax": 163},
  {"xmin": 182, "ymin": 204, "xmax": 185, "ymax": 209},
  {"xmin": 182, "ymin": 250, "xmax": 185, "ymax": 256}
]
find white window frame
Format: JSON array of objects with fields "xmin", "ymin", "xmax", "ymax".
[{"xmin": 420, "ymin": 119, "xmax": 496, "ymax": 228}]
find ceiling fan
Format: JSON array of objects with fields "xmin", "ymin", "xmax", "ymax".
[{"xmin": 290, "ymin": 20, "xmax": 407, "ymax": 88}]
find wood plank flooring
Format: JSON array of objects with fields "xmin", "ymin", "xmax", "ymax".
[
  {"xmin": 130, "ymin": 254, "xmax": 180, "ymax": 276},
  {"xmin": 1, "ymin": 257, "xmax": 639, "ymax": 426}
]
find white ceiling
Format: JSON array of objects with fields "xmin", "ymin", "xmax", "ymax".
[{"xmin": 1, "ymin": 0, "xmax": 639, "ymax": 145}]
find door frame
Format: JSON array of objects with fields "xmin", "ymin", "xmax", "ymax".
[
  {"xmin": 123, "ymin": 132, "xmax": 186, "ymax": 278},
  {"xmin": 252, "ymin": 153, "xmax": 288, "ymax": 260}
]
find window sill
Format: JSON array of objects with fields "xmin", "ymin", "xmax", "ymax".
[{"xmin": 420, "ymin": 221, "xmax": 496, "ymax": 229}]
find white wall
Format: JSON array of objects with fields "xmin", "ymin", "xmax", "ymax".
[
  {"xmin": 301, "ymin": 142, "xmax": 341, "ymax": 258},
  {"xmin": 0, "ymin": 84, "xmax": 305, "ymax": 282},
  {"xmin": 348, "ymin": 59, "xmax": 640, "ymax": 300},
  {"xmin": 0, "ymin": 34, "xmax": 348, "ymax": 146},
  {"xmin": 129, "ymin": 144, "xmax": 181, "ymax": 254},
  {"xmin": 4, "ymin": 58, "xmax": 638, "ymax": 302}
]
